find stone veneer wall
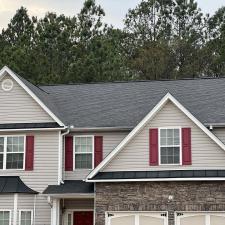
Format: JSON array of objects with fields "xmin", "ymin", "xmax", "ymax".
[{"xmin": 95, "ymin": 181, "xmax": 225, "ymax": 225}]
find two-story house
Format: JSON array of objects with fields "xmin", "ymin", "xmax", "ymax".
[{"xmin": 0, "ymin": 65, "xmax": 225, "ymax": 225}]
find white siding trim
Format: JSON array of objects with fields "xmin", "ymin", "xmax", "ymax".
[
  {"xmin": 86, "ymin": 93, "xmax": 225, "ymax": 180},
  {"xmin": 88, "ymin": 177, "xmax": 225, "ymax": 182},
  {"xmin": 51, "ymin": 199, "xmax": 60, "ymax": 225},
  {"xmin": 0, "ymin": 66, "xmax": 64, "ymax": 126},
  {"xmin": 13, "ymin": 194, "xmax": 18, "ymax": 225}
]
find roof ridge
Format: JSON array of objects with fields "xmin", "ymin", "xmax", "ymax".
[{"xmin": 39, "ymin": 76, "xmax": 225, "ymax": 87}]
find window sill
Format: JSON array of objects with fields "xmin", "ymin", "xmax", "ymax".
[
  {"xmin": 73, "ymin": 168, "xmax": 93, "ymax": 171},
  {"xmin": 158, "ymin": 164, "xmax": 182, "ymax": 166},
  {"xmin": 0, "ymin": 168, "xmax": 25, "ymax": 171}
]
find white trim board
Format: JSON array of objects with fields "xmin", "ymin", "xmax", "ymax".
[
  {"xmin": 88, "ymin": 177, "xmax": 225, "ymax": 182},
  {"xmin": 0, "ymin": 66, "xmax": 65, "ymax": 127},
  {"xmin": 86, "ymin": 92, "xmax": 225, "ymax": 180}
]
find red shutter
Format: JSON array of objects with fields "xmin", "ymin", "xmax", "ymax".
[
  {"xmin": 182, "ymin": 128, "xmax": 192, "ymax": 165},
  {"xmin": 149, "ymin": 129, "xmax": 159, "ymax": 166},
  {"xmin": 94, "ymin": 136, "xmax": 103, "ymax": 167},
  {"xmin": 65, "ymin": 136, "xmax": 73, "ymax": 171},
  {"xmin": 25, "ymin": 136, "xmax": 34, "ymax": 171}
]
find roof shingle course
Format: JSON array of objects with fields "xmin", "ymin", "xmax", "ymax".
[{"xmin": 37, "ymin": 78, "xmax": 225, "ymax": 127}]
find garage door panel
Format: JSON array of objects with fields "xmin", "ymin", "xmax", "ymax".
[
  {"xmin": 111, "ymin": 215, "xmax": 135, "ymax": 225},
  {"xmin": 180, "ymin": 215, "xmax": 205, "ymax": 225},
  {"xmin": 108, "ymin": 212, "xmax": 167, "ymax": 225},
  {"xmin": 176, "ymin": 212, "xmax": 225, "ymax": 225},
  {"xmin": 139, "ymin": 215, "xmax": 164, "ymax": 225},
  {"xmin": 211, "ymin": 215, "xmax": 225, "ymax": 225}
]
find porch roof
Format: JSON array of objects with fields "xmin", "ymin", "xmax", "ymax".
[
  {"xmin": 0, "ymin": 176, "xmax": 38, "ymax": 194},
  {"xmin": 43, "ymin": 180, "xmax": 94, "ymax": 195}
]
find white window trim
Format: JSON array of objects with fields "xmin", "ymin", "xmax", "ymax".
[
  {"xmin": 0, "ymin": 135, "xmax": 26, "ymax": 171},
  {"xmin": 0, "ymin": 210, "xmax": 12, "ymax": 225},
  {"xmin": 19, "ymin": 210, "xmax": 33, "ymax": 225},
  {"xmin": 159, "ymin": 127, "xmax": 182, "ymax": 166},
  {"xmin": 73, "ymin": 135, "xmax": 94, "ymax": 170},
  {"xmin": 65, "ymin": 212, "xmax": 73, "ymax": 225}
]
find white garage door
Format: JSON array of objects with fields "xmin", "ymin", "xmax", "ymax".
[
  {"xmin": 106, "ymin": 212, "xmax": 168, "ymax": 225},
  {"xmin": 176, "ymin": 212, "xmax": 225, "ymax": 225}
]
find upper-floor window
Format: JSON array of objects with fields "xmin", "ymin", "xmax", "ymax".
[
  {"xmin": 74, "ymin": 136, "xmax": 93, "ymax": 169},
  {"xmin": 0, "ymin": 136, "xmax": 25, "ymax": 170},
  {"xmin": 159, "ymin": 128, "xmax": 181, "ymax": 165}
]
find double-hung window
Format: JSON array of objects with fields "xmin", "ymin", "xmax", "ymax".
[
  {"xmin": 159, "ymin": 128, "xmax": 181, "ymax": 165},
  {"xmin": 0, "ymin": 136, "xmax": 25, "ymax": 170},
  {"xmin": 74, "ymin": 136, "xmax": 93, "ymax": 169},
  {"xmin": 19, "ymin": 210, "xmax": 32, "ymax": 225},
  {"xmin": 0, "ymin": 211, "xmax": 11, "ymax": 225}
]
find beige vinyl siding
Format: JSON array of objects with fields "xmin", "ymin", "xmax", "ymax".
[
  {"xmin": 65, "ymin": 132, "xmax": 128, "ymax": 180},
  {"xmin": 0, "ymin": 74, "xmax": 54, "ymax": 124},
  {"xmin": 0, "ymin": 130, "xmax": 59, "ymax": 225},
  {"xmin": 62, "ymin": 199, "xmax": 94, "ymax": 209},
  {"xmin": 17, "ymin": 194, "xmax": 34, "ymax": 225},
  {"xmin": 104, "ymin": 100, "xmax": 225, "ymax": 172},
  {"xmin": 0, "ymin": 195, "xmax": 14, "ymax": 225}
]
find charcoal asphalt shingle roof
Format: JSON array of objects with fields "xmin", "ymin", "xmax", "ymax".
[
  {"xmin": 14, "ymin": 71, "xmax": 225, "ymax": 128},
  {"xmin": 43, "ymin": 180, "xmax": 94, "ymax": 194},
  {"xmin": 0, "ymin": 176, "xmax": 38, "ymax": 194}
]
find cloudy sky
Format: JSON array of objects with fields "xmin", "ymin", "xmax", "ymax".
[{"xmin": 0, "ymin": 0, "xmax": 225, "ymax": 30}]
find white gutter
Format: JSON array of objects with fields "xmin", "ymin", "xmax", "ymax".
[
  {"xmin": 205, "ymin": 123, "xmax": 225, "ymax": 128},
  {"xmin": 58, "ymin": 126, "xmax": 70, "ymax": 184},
  {"xmin": 70, "ymin": 127, "xmax": 132, "ymax": 132},
  {"xmin": 42, "ymin": 193, "xmax": 95, "ymax": 199},
  {"xmin": 0, "ymin": 127, "xmax": 66, "ymax": 132}
]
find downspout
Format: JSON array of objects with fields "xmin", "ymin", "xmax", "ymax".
[{"xmin": 58, "ymin": 126, "xmax": 71, "ymax": 184}]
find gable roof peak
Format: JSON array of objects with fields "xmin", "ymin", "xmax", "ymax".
[
  {"xmin": 86, "ymin": 92, "xmax": 225, "ymax": 181},
  {"xmin": 0, "ymin": 66, "xmax": 65, "ymax": 127}
]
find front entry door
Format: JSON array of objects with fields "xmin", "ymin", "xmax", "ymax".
[{"xmin": 73, "ymin": 211, "xmax": 93, "ymax": 225}]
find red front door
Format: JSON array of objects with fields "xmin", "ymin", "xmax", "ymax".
[{"xmin": 73, "ymin": 211, "xmax": 93, "ymax": 225}]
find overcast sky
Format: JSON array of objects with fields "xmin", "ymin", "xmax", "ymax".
[{"xmin": 0, "ymin": 0, "xmax": 225, "ymax": 30}]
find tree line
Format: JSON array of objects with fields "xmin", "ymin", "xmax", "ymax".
[{"xmin": 0, "ymin": 0, "xmax": 225, "ymax": 84}]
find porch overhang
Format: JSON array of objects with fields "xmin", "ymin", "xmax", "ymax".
[
  {"xmin": 43, "ymin": 180, "xmax": 94, "ymax": 198},
  {"xmin": 0, "ymin": 176, "xmax": 38, "ymax": 194}
]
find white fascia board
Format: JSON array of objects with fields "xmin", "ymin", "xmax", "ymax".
[
  {"xmin": 42, "ymin": 193, "xmax": 95, "ymax": 199},
  {"xmin": 87, "ymin": 177, "xmax": 225, "ymax": 182},
  {"xmin": 86, "ymin": 92, "xmax": 225, "ymax": 180},
  {"xmin": 0, "ymin": 66, "xmax": 65, "ymax": 126}
]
